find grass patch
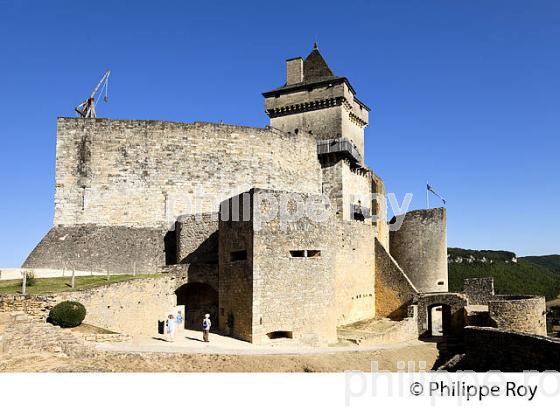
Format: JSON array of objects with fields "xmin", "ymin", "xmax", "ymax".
[{"xmin": 0, "ymin": 274, "xmax": 161, "ymax": 295}]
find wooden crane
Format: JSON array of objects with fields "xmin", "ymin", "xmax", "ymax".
[{"xmin": 75, "ymin": 70, "xmax": 110, "ymax": 118}]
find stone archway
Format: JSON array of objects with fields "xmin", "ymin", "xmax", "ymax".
[
  {"xmin": 175, "ymin": 282, "xmax": 218, "ymax": 330},
  {"xmin": 417, "ymin": 293, "xmax": 468, "ymax": 338},
  {"xmin": 427, "ymin": 303, "xmax": 452, "ymax": 337}
]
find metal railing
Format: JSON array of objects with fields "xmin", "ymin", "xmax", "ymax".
[{"xmin": 316, "ymin": 137, "xmax": 362, "ymax": 163}]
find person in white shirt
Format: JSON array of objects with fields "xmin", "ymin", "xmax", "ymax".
[{"xmin": 167, "ymin": 314, "xmax": 176, "ymax": 342}]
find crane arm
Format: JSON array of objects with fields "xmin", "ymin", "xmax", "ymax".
[
  {"xmin": 89, "ymin": 70, "xmax": 110, "ymax": 100},
  {"xmin": 75, "ymin": 69, "xmax": 111, "ymax": 118}
]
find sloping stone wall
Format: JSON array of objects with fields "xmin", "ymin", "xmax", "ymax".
[
  {"xmin": 23, "ymin": 225, "xmax": 167, "ymax": 273},
  {"xmin": 374, "ymin": 238, "xmax": 417, "ymax": 320}
]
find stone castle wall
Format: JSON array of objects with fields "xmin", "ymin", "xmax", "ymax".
[
  {"xmin": 463, "ymin": 277, "xmax": 495, "ymax": 305},
  {"xmin": 54, "ymin": 118, "xmax": 322, "ymax": 228},
  {"xmin": 251, "ymin": 190, "xmax": 337, "ymax": 345},
  {"xmin": 340, "ymin": 163, "xmax": 372, "ymax": 221},
  {"xmin": 389, "ymin": 208, "xmax": 448, "ymax": 293},
  {"xmin": 321, "ymin": 159, "xmax": 375, "ymax": 223},
  {"xmin": 218, "ymin": 194, "xmax": 255, "ymax": 342},
  {"xmin": 334, "ymin": 221, "xmax": 376, "ymax": 326},
  {"xmin": 218, "ymin": 189, "xmax": 338, "ymax": 346},
  {"xmin": 176, "ymin": 213, "xmax": 219, "ymax": 264},
  {"xmin": 371, "ymin": 173, "xmax": 389, "ymax": 249}
]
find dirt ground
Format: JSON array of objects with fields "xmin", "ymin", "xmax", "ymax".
[{"xmin": 0, "ymin": 341, "xmax": 438, "ymax": 372}]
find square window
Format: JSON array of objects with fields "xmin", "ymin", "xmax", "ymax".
[{"xmin": 230, "ymin": 250, "xmax": 247, "ymax": 262}]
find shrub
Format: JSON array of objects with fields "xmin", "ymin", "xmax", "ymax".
[
  {"xmin": 49, "ymin": 301, "xmax": 86, "ymax": 328},
  {"xmin": 21, "ymin": 270, "xmax": 36, "ymax": 287}
]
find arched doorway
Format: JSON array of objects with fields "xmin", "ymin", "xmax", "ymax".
[
  {"xmin": 427, "ymin": 304, "xmax": 452, "ymax": 337},
  {"xmin": 175, "ymin": 283, "xmax": 218, "ymax": 330}
]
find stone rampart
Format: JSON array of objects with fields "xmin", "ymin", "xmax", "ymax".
[{"xmin": 460, "ymin": 326, "xmax": 560, "ymax": 371}]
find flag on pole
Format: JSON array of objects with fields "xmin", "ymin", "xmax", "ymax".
[{"xmin": 427, "ymin": 183, "xmax": 447, "ymax": 205}]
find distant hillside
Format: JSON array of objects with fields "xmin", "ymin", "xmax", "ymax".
[
  {"xmin": 448, "ymin": 248, "xmax": 560, "ymax": 300},
  {"xmin": 520, "ymin": 255, "xmax": 560, "ymax": 274}
]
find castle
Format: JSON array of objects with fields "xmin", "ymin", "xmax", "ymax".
[{"xmin": 23, "ymin": 45, "xmax": 544, "ymax": 346}]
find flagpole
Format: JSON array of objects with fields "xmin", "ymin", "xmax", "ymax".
[{"xmin": 426, "ymin": 181, "xmax": 430, "ymax": 209}]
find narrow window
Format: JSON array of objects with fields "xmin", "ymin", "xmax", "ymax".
[
  {"xmin": 267, "ymin": 331, "xmax": 293, "ymax": 339},
  {"xmin": 437, "ymin": 281, "xmax": 445, "ymax": 286},
  {"xmin": 307, "ymin": 250, "xmax": 321, "ymax": 258},
  {"xmin": 81, "ymin": 187, "xmax": 86, "ymax": 211},
  {"xmin": 290, "ymin": 250, "xmax": 305, "ymax": 258},
  {"xmin": 230, "ymin": 250, "xmax": 247, "ymax": 262}
]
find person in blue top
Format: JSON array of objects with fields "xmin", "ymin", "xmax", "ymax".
[
  {"xmin": 176, "ymin": 310, "xmax": 183, "ymax": 328},
  {"xmin": 202, "ymin": 313, "xmax": 211, "ymax": 342}
]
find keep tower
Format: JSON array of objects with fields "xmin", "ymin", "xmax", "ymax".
[{"xmin": 263, "ymin": 43, "xmax": 370, "ymax": 166}]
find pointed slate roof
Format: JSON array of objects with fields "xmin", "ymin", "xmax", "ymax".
[{"xmin": 302, "ymin": 45, "xmax": 337, "ymax": 83}]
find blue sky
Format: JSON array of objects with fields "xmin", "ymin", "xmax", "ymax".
[{"xmin": 0, "ymin": 0, "xmax": 559, "ymax": 266}]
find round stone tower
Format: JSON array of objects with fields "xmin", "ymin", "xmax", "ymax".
[{"xmin": 389, "ymin": 208, "xmax": 448, "ymax": 293}]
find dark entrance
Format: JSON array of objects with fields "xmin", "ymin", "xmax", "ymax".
[
  {"xmin": 427, "ymin": 304, "xmax": 452, "ymax": 337},
  {"xmin": 175, "ymin": 283, "xmax": 218, "ymax": 330}
]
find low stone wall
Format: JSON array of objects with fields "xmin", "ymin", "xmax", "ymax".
[
  {"xmin": 54, "ymin": 276, "xmax": 177, "ymax": 336},
  {"xmin": 76, "ymin": 333, "xmax": 132, "ymax": 343},
  {"xmin": 0, "ymin": 268, "xmax": 218, "ymax": 337},
  {"xmin": 461, "ymin": 326, "xmax": 560, "ymax": 371},
  {"xmin": 0, "ymin": 294, "xmax": 55, "ymax": 318},
  {"xmin": 374, "ymin": 238, "xmax": 417, "ymax": 320},
  {"xmin": 1, "ymin": 312, "xmax": 91, "ymax": 356},
  {"xmin": 0, "ymin": 278, "xmax": 175, "ymax": 336},
  {"xmin": 488, "ymin": 295, "xmax": 547, "ymax": 336}
]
